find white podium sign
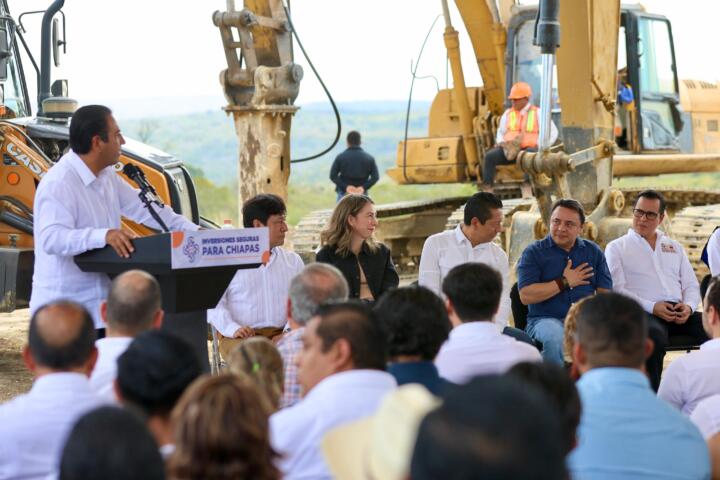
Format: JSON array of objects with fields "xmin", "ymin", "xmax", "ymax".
[{"xmin": 170, "ymin": 228, "xmax": 270, "ymax": 270}]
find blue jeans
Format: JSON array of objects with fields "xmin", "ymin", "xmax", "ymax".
[{"xmin": 526, "ymin": 317, "xmax": 564, "ymax": 364}]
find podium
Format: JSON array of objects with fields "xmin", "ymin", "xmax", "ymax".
[{"xmin": 75, "ymin": 229, "xmax": 269, "ymax": 371}]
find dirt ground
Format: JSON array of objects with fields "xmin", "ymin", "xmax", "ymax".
[{"xmin": 0, "ymin": 309, "xmax": 32, "ymax": 402}]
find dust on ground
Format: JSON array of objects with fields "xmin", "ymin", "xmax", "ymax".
[{"xmin": 0, "ymin": 309, "xmax": 32, "ymax": 402}]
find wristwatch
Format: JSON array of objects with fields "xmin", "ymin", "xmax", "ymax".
[{"xmin": 555, "ymin": 276, "xmax": 570, "ymax": 291}]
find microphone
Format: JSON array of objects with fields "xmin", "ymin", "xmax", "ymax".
[{"xmin": 122, "ymin": 163, "xmax": 162, "ymax": 206}]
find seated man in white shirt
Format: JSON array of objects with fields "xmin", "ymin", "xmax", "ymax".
[
  {"xmin": 270, "ymin": 302, "xmax": 397, "ymax": 479},
  {"xmin": 208, "ymin": 194, "xmax": 304, "ymax": 360},
  {"xmin": 606, "ymin": 190, "xmax": 708, "ymax": 391},
  {"xmin": 659, "ymin": 276, "xmax": 720, "ymax": 415},
  {"xmin": 30, "ymin": 105, "xmax": 199, "ymax": 334},
  {"xmin": 0, "ymin": 301, "xmax": 102, "ymax": 480},
  {"xmin": 419, "ymin": 191, "xmax": 533, "ymax": 345},
  {"xmin": 90, "ymin": 270, "xmax": 163, "ymax": 403},
  {"xmin": 435, "ymin": 263, "xmax": 541, "ymax": 384}
]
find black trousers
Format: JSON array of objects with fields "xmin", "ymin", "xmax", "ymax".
[
  {"xmin": 482, "ymin": 147, "xmax": 512, "ymax": 186},
  {"xmin": 646, "ymin": 312, "xmax": 708, "ymax": 391}
]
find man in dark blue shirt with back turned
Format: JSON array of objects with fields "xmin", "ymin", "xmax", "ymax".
[
  {"xmin": 329, "ymin": 131, "xmax": 379, "ymax": 202},
  {"xmin": 518, "ymin": 199, "xmax": 612, "ymax": 364}
]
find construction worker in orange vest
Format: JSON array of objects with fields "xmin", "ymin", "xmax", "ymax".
[{"xmin": 481, "ymin": 81, "xmax": 558, "ymax": 196}]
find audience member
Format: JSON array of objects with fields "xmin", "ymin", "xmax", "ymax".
[
  {"xmin": 322, "ymin": 384, "xmax": 441, "ymax": 480},
  {"xmin": 270, "ymin": 302, "xmax": 396, "ymax": 479},
  {"xmin": 316, "ymin": 194, "xmax": 399, "ymax": 302},
  {"xmin": 436, "ymin": 263, "xmax": 540, "ymax": 383},
  {"xmin": 168, "ymin": 374, "xmax": 280, "ymax": 480},
  {"xmin": 0, "ymin": 301, "xmax": 101, "ymax": 479},
  {"xmin": 227, "ymin": 337, "xmax": 284, "ymax": 413},
  {"xmin": 419, "ymin": 192, "xmax": 510, "ymax": 326},
  {"xmin": 568, "ymin": 293, "xmax": 710, "ymax": 479},
  {"xmin": 410, "ymin": 375, "xmax": 567, "ymax": 480},
  {"xmin": 59, "ymin": 406, "xmax": 165, "ymax": 480},
  {"xmin": 606, "ymin": 190, "xmax": 706, "ymax": 391},
  {"xmin": 374, "ymin": 286, "xmax": 451, "ymax": 394},
  {"xmin": 563, "ymin": 298, "xmax": 588, "ymax": 380},
  {"xmin": 115, "ymin": 330, "xmax": 202, "ymax": 459},
  {"xmin": 690, "ymin": 394, "xmax": 720, "ymax": 480},
  {"xmin": 278, "ymin": 262, "xmax": 349, "ymax": 408},
  {"xmin": 659, "ymin": 275, "xmax": 720, "ymax": 414},
  {"xmin": 90, "ymin": 270, "xmax": 163, "ymax": 403},
  {"xmin": 506, "ymin": 361, "xmax": 581, "ymax": 455},
  {"xmin": 518, "ymin": 199, "xmax": 612, "ymax": 363},
  {"xmin": 209, "ymin": 194, "xmax": 304, "ymax": 359}
]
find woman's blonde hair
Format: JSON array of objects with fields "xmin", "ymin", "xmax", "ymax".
[
  {"xmin": 226, "ymin": 337, "xmax": 284, "ymax": 413},
  {"xmin": 320, "ymin": 194, "xmax": 378, "ymax": 256},
  {"xmin": 167, "ymin": 374, "xmax": 280, "ymax": 480}
]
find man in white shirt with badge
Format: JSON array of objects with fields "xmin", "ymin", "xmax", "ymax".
[
  {"xmin": 659, "ymin": 276, "xmax": 720, "ymax": 415},
  {"xmin": 30, "ymin": 105, "xmax": 198, "ymax": 333},
  {"xmin": 0, "ymin": 301, "xmax": 101, "ymax": 480},
  {"xmin": 90, "ymin": 270, "xmax": 163, "ymax": 403},
  {"xmin": 435, "ymin": 262, "xmax": 541, "ymax": 384},
  {"xmin": 208, "ymin": 193, "xmax": 304, "ymax": 360},
  {"xmin": 605, "ymin": 189, "xmax": 707, "ymax": 391},
  {"xmin": 270, "ymin": 302, "xmax": 396, "ymax": 479}
]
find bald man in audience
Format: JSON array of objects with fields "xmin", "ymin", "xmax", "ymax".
[
  {"xmin": 90, "ymin": 270, "xmax": 163, "ymax": 403},
  {"xmin": 0, "ymin": 301, "xmax": 101, "ymax": 479}
]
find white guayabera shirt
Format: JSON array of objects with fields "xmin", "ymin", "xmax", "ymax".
[{"xmin": 31, "ymin": 150, "xmax": 198, "ymax": 327}]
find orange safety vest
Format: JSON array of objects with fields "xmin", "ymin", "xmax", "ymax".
[{"xmin": 503, "ymin": 105, "xmax": 539, "ymax": 149}]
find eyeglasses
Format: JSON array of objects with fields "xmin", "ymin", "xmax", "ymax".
[{"xmin": 632, "ymin": 208, "xmax": 659, "ymax": 220}]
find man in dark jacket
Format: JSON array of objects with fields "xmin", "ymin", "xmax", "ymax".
[{"xmin": 330, "ymin": 131, "xmax": 379, "ymax": 201}]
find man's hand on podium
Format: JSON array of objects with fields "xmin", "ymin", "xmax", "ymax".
[
  {"xmin": 106, "ymin": 228, "xmax": 138, "ymax": 258},
  {"xmin": 233, "ymin": 326, "xmax": 255, "ymax": 339}
]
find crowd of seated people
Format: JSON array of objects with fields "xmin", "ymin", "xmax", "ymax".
[{"xmin": 4, "ymin": 190, "xmax": 720, "ymax": 480}]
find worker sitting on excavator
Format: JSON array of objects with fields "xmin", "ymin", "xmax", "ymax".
[{"xmin": 481, "ymin": 81, "xmax": 558, "ymax": 196}]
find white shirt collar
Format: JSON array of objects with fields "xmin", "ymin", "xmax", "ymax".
[
  {"xmin": 628, "ymin": 227, "xmax": 666, "ymax": 246},
  {"xmin": 450, "ymin": 321, "xmax": 502, "ymax": 340},
  {"xmin": 31, "ymin": 372, "xmax": 92, "ymax": 394},
  {"xmin": 304, "ymin": 369, "xmax": 396, "ymax": 402},
  {"xmin": 66, "ymin": 150, "xmax": 102, "ymax": 187},
  {"xmin": 453, "ymin": 224, "xmax": 491, "ymax": 250},
  {"xmin": 700, "ymin": 338, "xmax": 720, "ymax": 352}
]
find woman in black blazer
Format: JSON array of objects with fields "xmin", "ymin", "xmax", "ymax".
[{"xmin": 315, "ymin": 194, "xmax": 399, "ymax": 302}]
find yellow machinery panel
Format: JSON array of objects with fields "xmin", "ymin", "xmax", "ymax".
[{"xmin": 389, "ymin": 136, "xmax": 468, "ymax": 184}]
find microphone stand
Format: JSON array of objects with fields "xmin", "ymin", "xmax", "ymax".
[{"xmin": 137, "ymin": 185, "xmax": 170, "ymax": 233}]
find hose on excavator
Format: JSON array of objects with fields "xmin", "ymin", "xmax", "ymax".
[{"xmin": 282, "ymin": 1, "xmax": 342, "ymax": 164}]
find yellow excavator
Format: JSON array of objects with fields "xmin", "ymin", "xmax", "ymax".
[
  {"xmin": 215, "ymin": 0, "xmax": 720, "ymax": 279},
  {"xmin": 0, "ymin": 0, "xmax": 202, "ymax": 311}
]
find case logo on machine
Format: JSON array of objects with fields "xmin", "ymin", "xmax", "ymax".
[{"xmin": 7, "ymin": 142, "xmax": 46, "ymax": 178}]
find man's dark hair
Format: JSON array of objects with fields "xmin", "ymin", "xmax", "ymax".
[
  {"xmin": 551, "ymin": 198, "xmax": 586, "ymax": 225},
  {"xmin": 576, "ymin": 292, "xmax": 648, "ymax": 368},
  {"xmin": 635, "ymin": 189, "xmax": 666, "ymax": 215},
  {"xmin": 374, "ymin": 286, "xmax": 451, "ymax": 360},
  {"xmin": 314, "ymin": 301, "xmax": 387, "ymax": 370},
  {"xmin": 506, "ymin": 362, "xmax": 581, "ymax": 455},
  {"xmin": 69, "ymin": 105, "xmax": 112, "ymax": 154},
  {"xmin": 705, "ymin": 276, "xmax": 720, "ymax": 313},
  {"xmin": 442, "ymin": 263, "xmax": 502, "ymax": 321},
  {"xmin": 106, "ymin": 270, "xmax": 161, "ymax": 335},
  {"xmin": 116, "ymin": 330, "xmax": 202, "ymax": 417},
  {"xmin": 411, "ymin": 375, "xmax": 567, "ymax": 480},
  {"xmin": 29, "ymin": 301, "xmax": 96, "ymax": 369},
  {"xmin": 464, "ymin": 192, "xmax": 503, "ymax": 226},
  {"xmin": 347, "ymin": 130, "xmax": 361, "ymax": 146},
  {"xmin": 60, "ymin": 406, "xmax": 164, "ymax": 480},
  {"xmin": 241, "ymin": 193, "xmax": 286, "ymax": 228}
]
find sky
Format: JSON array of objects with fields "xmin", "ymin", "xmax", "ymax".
[{"xmin": 12, "ymin": 0, "xmax": 720, "ymax": 117}]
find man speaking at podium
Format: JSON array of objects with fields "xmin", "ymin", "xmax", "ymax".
[{"xmin": 30, "ymin": 105, "xmax": 198, "ymax": 334}]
